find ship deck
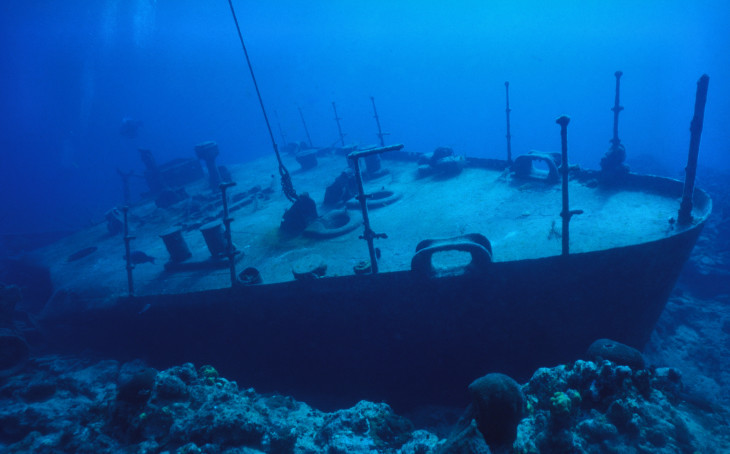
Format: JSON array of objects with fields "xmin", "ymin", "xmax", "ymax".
[{"xmin": 40, "ymin": 150, "xmax": 686, "ymax": 301}]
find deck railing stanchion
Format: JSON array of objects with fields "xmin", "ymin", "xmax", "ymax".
[
  {"xmin": 220, "ymin": 181, "xmax": 238, "ymax": 285},
  {"xmin": 348, "ymin": 144, "xmax": 403, "ymax": 273},
  {"xmin": 556, "ymin": 116, "xmax": 583, "ymax": 256},
  {"xmin": 122, "ymin": 206, "xmax": 135, "ymax": 297}
]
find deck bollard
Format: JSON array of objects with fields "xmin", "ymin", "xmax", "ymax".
[
  {"xmin": 200, "ymin": 221, "xmax": 227, "ymax": 257},
  {"xmin": 160, "ymin": 228, "xmax": 192, "ymax": 263}
]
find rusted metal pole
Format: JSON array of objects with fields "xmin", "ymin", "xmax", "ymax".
[
  {"xmin": 600, "ymin": 71, "xmax": 628, "ymax": 179},
  {"xmin": 556, "ymin": 116, "xmax": 583, "ymax": 256},
  {"xmin": 220, "ymin": 181, "xmax": 238, "ymax": 285},
  {"xmin": 370, "ymin": 97, "xmax": 388, "ymax": 147},
  {"xmin": 332, "ymin": 102, "xmax": 346, "ymax": 147},
  {"xmin": 274, "ymin": 110, "xmax": 288, "ymax": 146},
  {"xmin": 298, "ymin": 106, "xmax": 313, "ymax": 148},
  {"xmin": 678, "ymin": 74, "xmax": 710, "ymax": 225},
  {"xmin": 122, "ymin": 206, "xmax": 135, "ymax": 297},
  {"xmin": 610, "ymin": 71, "xmax": 624, "ymax": 150},
  {"xmin": 505, "ymin": 81, "xmax": 513, "ymax": 164},
  {"xmin": 348, "ymin": 144, "xmax": 404, "ymax": 273},
  {"xmin": 116, "ymin": 169, "xmax": 134, "ymax": 205}
]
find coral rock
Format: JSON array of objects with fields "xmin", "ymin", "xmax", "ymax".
[
  {"xmin": 468, "ymin": 372, "xmax": 524, "ymax": 447},
  {"xmin": 586, "ymin": 338, "xmax": 646, "ymax": 370}
]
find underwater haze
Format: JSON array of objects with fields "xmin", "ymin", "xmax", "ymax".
[{"xmin": 1, "ymin": 0, "xmax": 729, "ymax": 236}]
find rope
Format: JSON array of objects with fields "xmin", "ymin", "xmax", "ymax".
[{"xmin": 227, "ymin": 0, "xmax": 298, "ymax": 202}]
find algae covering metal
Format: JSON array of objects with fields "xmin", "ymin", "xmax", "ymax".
[{"xmin": 37, "ymin": 152, "xmax": 707, "ymax": 303}]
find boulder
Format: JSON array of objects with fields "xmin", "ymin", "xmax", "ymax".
[
  {"xmin": 468, "ymin": 372, "xmax": 524, "ymax": 447},
  {"xmin": 586, "ymin": 338, "xmax": 645, "ymax": 370}
]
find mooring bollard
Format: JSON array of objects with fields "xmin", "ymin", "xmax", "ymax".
[
  {"xmin": 160, "ymin": 228, "xmax": 192, "ymax": 263},
  {"xmin": 200, "ymin": 221, "xmax": 227, "ymax": 257}
]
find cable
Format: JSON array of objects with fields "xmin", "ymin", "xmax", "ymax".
[{"xmin": 227, "ymin": 0, "xmax": 298, "ymax": 202}]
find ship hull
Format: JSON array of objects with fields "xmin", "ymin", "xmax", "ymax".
[{"xmin": 38, "ymin": 179, "xmax": 707, "ymax": 410}]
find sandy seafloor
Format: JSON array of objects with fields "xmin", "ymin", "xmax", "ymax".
[{"xmin": 1, "ymin": 167, "xmax": 729, "ymax": 453}]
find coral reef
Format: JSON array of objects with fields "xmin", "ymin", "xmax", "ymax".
[
  {"xmin": 0, "ymin": 357, "xmax": 441, "ymax": 453},
  {"xmin": 1, "ymin": 355, "xmax": 727, "ymax": 452},
  {"xmin": 513, "ymin": 359, "xmax": 728, "ymax": 453}
]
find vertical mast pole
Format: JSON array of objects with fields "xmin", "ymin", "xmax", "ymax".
[
  {"xmin": 370, "ymin": 96, "xmax": 388, "ymax": 147},
  {"xmin": 332, "ymin": 102, "xmax": 346, "ymax": 147},
  {"xmin": 274, "ymin": 110, "xmax": 288, "ymax": 146},
  {"xmin": 678, "ymin": 74, "xmax": 710, "ymax": 226},
  {"xmin": 600, "ymin": 70, "xmax": 628, "ymax": 179},
  {"xmin": 298, "ymin": 106, "xmax": 313, "ymax": 148},
  {"xmin": 610, "ymin": 71, "xmax": 624, "ymax": 150}
]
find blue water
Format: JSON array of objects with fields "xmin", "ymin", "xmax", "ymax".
[{"xmin": 1, "ymin": 0, "xmax": 728, "ymax": 236}]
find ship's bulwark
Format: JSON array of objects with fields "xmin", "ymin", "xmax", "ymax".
[{"xmin": 39, "ymin": 215, "xmax": 704, "ymax": 411}]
